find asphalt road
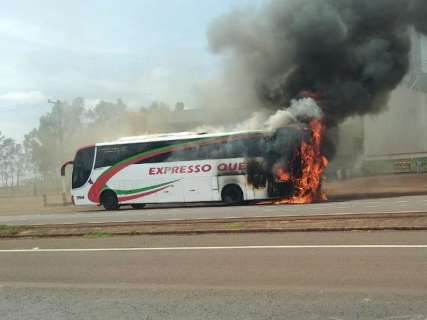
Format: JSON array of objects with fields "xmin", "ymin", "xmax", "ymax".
[
  {"xmin": 1, "ymin": 194, "xmax": 427, "ymax": 226},
  {"xmin": 0, "ymin": 231, "xmax": 426, "ymax": 319}
]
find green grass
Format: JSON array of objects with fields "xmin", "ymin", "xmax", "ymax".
[
  {"xmin": 224, "ymin": 222, "xmax": 244, "ymax": 229},
  {"xmin": 83, "ymin": 232, "xmax": 114, "ymax": 239},
  {"xmin": 0, "ymin": 225, "xmax": 21, "ymax": 237}
]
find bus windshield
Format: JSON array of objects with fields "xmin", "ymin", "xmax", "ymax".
[{"xmin": 72, "ymin": 146, "xmax": 95, "ymax": 189}]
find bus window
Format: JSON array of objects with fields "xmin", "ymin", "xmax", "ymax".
[
  {"xmin": 144, "ymin": 139, "xmax": 206, "ymax": 163},
  {"xmin": 223, "ymin": 139, "xmax": 246, "ymax": 158},
  {"xmin": 94, "ymin": 135, "xmax": 267, "ymax": 169},
  {"xmin": 219, "ymin": 134, "xmax": 265, "ymax": 159},
  {"xmin": 95, "ymin": 146, "xmax": 121, "ymax": 168},
  {"xmin": 138, "ymin": 141, "xmax": 172, "ymax": 163},
  {"xmin": 207, "ymin": 142, "xmax": 227, "ymax": 159},
  {"xmin": 244, "ymin": 135, "xmax": 265, "ymax": 158},
  {"xmin": 161, "ymin": 136, "xmax": 262, "ymax": 162},
  {"xmin": 165, "ymin": 148, "xmax": 190, "ymax": 162},
  {"xmin": 166, "ymin": 139, "xmax": 226, "ymax": 162},
  {"xmin": 72, "ymin": 146, "xmax": 95, "ymax": 189},
  {"xmin": 95, "ymin": 143, "xmax": 148, "ymax": 168}
]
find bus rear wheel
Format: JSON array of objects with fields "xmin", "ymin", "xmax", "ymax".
[
  {"xmin": 221, "ymin": 185, "xmax": 243, "ymax": 205},
  {"xmin": 100, "ymin": 190, "xmax": 119, "ymax": 211}
]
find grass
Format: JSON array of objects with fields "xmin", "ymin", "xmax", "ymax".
[
  {"xmin": 0, "ymin": 225, "xmax": 21, "ymax": 237},
  {"xmin": 224, "ymin": 222, "xmax": 244, "ymax": 229},
  {"xmin": 83, "ymin": 232, "xmax": 114, "ymax": 239}
]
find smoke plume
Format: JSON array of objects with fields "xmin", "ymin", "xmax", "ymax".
[
  {"xmin": 207, "ymin": 0, "xmax": 427, "ymax": 129},
  {"xmin": 264, "ymin": 98, "xmax": 322, "ymax": 131}
]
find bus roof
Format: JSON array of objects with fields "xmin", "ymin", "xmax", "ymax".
[{"xmin": 96, "ymin": 129, "xmax": 266, "ymax": 147}]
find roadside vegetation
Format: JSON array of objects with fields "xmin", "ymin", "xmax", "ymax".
[
  {"xmin": 83, "ymin": 232, "xmax": 114, "ymax": 239},
  {"xmin": 0, "ymin": 225, "xmax": 22, "ymax": 237},
  {"xmin": 0, "ymin": 99, "xmax": 188, "ymax": 197}
]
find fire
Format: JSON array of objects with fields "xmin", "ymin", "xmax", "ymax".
[
  {"xmin": 274, "ymin": 166, "xmax": 291, "ymax": 182},
  {"xmin": 274, "ymin": 119, "xmax": 328, "ymax": 204}
]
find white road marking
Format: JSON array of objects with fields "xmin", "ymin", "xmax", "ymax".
[{"xmin": 0, "ymin": 245, "xmax": 426, "ymax": 253}]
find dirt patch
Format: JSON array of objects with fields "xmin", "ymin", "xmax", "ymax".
[
  {"xmin": 0, "ymin": 195, "xmax": 99, "ymax": 216},
  {"xmin": 324, "ymin": 173, "xmax": 427, "ymax": 200}
]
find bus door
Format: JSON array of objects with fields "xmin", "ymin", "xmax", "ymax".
[
  {"xmin": 184, "ymin": 176, "xmax": 214, "ymax": 202},
  {"xmin": 158, "ymin": 179, "xmax": 184, "ymax": 203}
]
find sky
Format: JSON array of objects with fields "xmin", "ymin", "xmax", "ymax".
[{"xmin": 0, "ymin": 0, "xmax": 263, "ymax": 141}]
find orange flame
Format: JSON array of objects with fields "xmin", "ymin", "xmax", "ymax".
[
  {"xmin": 274, "ymin": 119, "xmax": 328, "ymax": 204},
  {"xmin": 274, "ymin": 166, "xmax": 291, "ymax": 182}
]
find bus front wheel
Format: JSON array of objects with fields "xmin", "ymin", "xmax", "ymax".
[
  {"xmin": 221, "ymin": 185, "xmax": 243, "ymax": 205},
  {"xmin": 100, "ymin": 190, "xmax": 119, "ymax": 211}
]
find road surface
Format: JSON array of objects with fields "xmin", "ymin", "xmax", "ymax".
[
  {"xmin": 1, "ymin": 194, "xmax": 427, "ymax": 226},
  {"xmin": 0, "ymin": 231, "xmax": 426, "ymax": 319}
]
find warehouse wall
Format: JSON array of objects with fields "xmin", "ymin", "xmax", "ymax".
[{"xmin": 364, "ymin": 86, "xmax": 427, "ymax": 160}]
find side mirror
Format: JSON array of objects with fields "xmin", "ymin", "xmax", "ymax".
[{"xmin": 60, "ymin": 161, "xmax": 74, "ymax": 176}]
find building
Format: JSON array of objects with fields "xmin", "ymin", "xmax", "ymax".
[{"xmin": 332, "ymin": 30, "xmax": 427, "ymax": 176}]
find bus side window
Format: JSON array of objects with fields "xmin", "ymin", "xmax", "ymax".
[
  {"xmin": 166, "ymin": 151, "xmax": 181, "ymax": 162},
  {"xmin": 95, "ymin": 143, "xmax": 146, "ymax": 168},
  {"xmin": 153, "ymin": 139, "xmax": 208, "ymax": 162},
  {"xmin": 126, "ymin": 143, "xmax": 147, "ymax": 158},
  {"xmin": 245, "ymin": 136, "xmax": 264, "ymax": 158},
  {"xmin": 95, "ymin": 146, "xmax": 122, "ymax": 168},
  {"xmin": 140, "ymin": 141, "xmax": 172, "ymax": 163},
  {"xmin": 167, "ymin": 146, "xmax": 196, "ymax": 161},
  {"xmin": 203, "ymin": 142, "xmax": 225, "ymax": 160},
  {"xmin": 227, "ymin": 140, "xmax": 247, "ymax": 158}
]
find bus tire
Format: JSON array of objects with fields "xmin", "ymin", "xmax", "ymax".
[
  {"xmin": 131, "ymin": 204, "xmax": 146, "ymax": 209},
  {"xmin": 221, "ymin": 184, "xmax": 244, "ymax": 205},
  {"xmin": 100, "ymin": 190, "xmax": 119, "ymax": 211}
]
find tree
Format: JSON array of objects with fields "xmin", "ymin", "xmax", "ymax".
[
  {"xmin": 24, "ymin": 99, "xmax": 85, "ymax": 184},
  {"xmin": 0, "ymin": 132, "xmax": 27, "ymax": 188},
  {"xmin": 85, "ymin": 98, "xmax": 130, "ymax": 141},
  {"xmin": 24, "ymin": 97, "xmax": 131, "ymax": 186}
]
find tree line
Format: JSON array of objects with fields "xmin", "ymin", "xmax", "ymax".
[
  {"xmin": 0, "ymin": 98, "xmax": 190, "ymax": 193},
  {"xmin": 0, "ymin": 132, "xmax": 27, "ymax": 187}
]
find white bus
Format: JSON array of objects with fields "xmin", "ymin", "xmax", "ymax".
[{"xmin": 61, "ymin": 128, "xmax": 302, "ymax": 210}]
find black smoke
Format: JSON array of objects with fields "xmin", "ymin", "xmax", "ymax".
[
  {"xmin": 207, "ymin": 0, "xmax": 427, "ymax": 198},
  {"xmin": 409, "ymin": 0, "xmax": 427, "ymax": 35},
  {"xmin": 208, "ymin": 0, "xmax": 427, "ymax": 127}
]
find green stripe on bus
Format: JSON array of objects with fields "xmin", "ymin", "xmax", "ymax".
[{"xmin": 113, "ymin": 179, "xmax": 180, "ymax": 196}]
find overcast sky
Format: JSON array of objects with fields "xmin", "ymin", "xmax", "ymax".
[{"xmin": 0, "ymin": 0, "xmax": 262, "ymax": 140}]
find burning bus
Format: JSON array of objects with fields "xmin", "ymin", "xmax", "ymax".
[{"xmin": 61, "ymin": 119, "xmax": 327, "ymax": 210}]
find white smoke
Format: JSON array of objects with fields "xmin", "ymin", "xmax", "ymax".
[
  {"xmin": 194, "ymin": 98, "xmax": 321, "ymax": 134},
  {"xmin": 233, "ymin": 112, "xmax": 269, "ymax": 131},
  {"xmin": 264, "ymin": 98, "xmax": 322, "ymax": 131}
]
